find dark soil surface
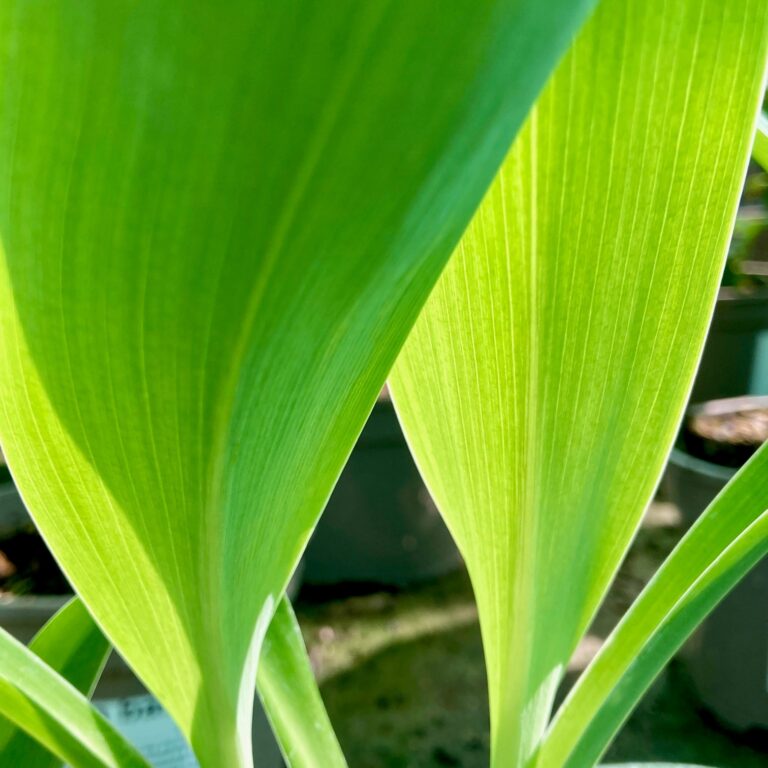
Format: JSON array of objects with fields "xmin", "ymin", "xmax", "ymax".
[
  {"xmin": 684, "ymin": 406, "xmax": 768, "ymax": 467},
  {"xmin": 294, "ymin": 500, "xmax": 768, "ymax": 768},
  {"xmin": 690, "ymin": 408, "xmax": 768, "ymax": 447}
]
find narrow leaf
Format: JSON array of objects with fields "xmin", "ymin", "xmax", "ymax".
[
  {"xmin": 754, "ymin": 112, "xmax": 768, "ymax": 170},
  {"xmin": 538, "ymin": 445, "xmax": 768, "ymax": 768},
  {"xmin": 257, "ymin": 597, "xmax": 345, "ymax": 768},
  {"xmin": 390, "ymin": 1, "xmax": 768, "ymax": 766},
  {"xmin": 0, "ymin": 624, "xmax": 148, "ymax": 768},
  {"xmin": 0, "ymin": 2, "xmax": 595, "ymax": 765},
  {"xmin": 0, "ymin": 597, "xmax": 110, "ymax": 766}
]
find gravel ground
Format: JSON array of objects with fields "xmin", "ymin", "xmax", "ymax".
[{"xmin": 293, "ymin": 500, "xmax": 768, "ymax": 768}]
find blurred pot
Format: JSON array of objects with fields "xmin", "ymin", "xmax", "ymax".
[
  {"xmin": 690, "ymin": 287, "xmax": 768, "ymax": 403},
  {"xmin": 664, "ymin": 447, "xmax": 735, "ymax": 527},
  {"xmin": 665, "ymin": 397, "xmax": 768, "ymax": 732},
  {"xmin": 0, "ymin": 454, "xmax": 27, "ymax": 534},
  {"xmin": 304, "ymin": 391, "xmax": 461, "ymax": 587}
]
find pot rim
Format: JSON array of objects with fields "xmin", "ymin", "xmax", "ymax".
[
  {"xmin": 687, "ymin": 394, "xmax": 768, "ymax": 417},
  {"xmin": 0, "ymin": 593, "xmax": 69, "ymax": 614},
  {"xmin": 668, "ymin": 446, "xmax": 738, "ymax": 482}
]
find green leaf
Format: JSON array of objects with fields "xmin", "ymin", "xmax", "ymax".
[
  {"xmin": 0, "ymin": 2, "xmax": 595, "ymax": 765},
  {"xmin": 257, "ymin": 597, "xmax": 345, "ymax": 768},
  {"xmin": 389, "ymin": 1, "xmax": 768, "ymax": 766},
  {"xmin": 0, "ymin": 598, "xmax": 110, "ymax": 767},
  {"xmin": 0, "ymin": 622, "xmax": 148, "ymax": 768},
  {"xmin": 754, "ymin": 112, "xmax": 768, "ymax": 170},
  {"xmin": 538, "ymin": 445, "xmax": 768, "ymax": 768}
]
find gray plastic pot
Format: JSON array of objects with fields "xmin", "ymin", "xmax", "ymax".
[
  {"xmin": 0, "ymin": 485, "xmax": 290, "ymax": 766},
  {"xmin": 303, "ymin": 395, "xmax": 461, "ymax": 586},
  {"xmin": 689, "ymin": 286, "xmax": 768, "ymax": 403},
  {"xmin": 665, "ymin": 446, "xmax": 768, "ymax": 732},
  {"xmin": 0, "ymin": 452, "xmax": 27, "ymax": 535},
  {"xmin": 664, "ymin": 447, "xmax": 736, "ymax": 527}
]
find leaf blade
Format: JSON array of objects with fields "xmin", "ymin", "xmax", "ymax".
[
  {"xmin": 390, "ymin": 1, "xmax": 768, "ymax": 765},
  {"xmin": 257, "ymin": 597, "xmax": 345, "ymax": 768}
]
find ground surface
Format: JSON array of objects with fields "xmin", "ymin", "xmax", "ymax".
[{"xmin": 294, "ymin": 500, "xmax": 768, "ymax": 768}]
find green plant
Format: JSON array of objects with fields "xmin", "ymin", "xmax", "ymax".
[
  {"xmin": 0, "ymin": 1, "xmax": 593, "ymax": 765},
  {"xmin": 391, "ymin": 1, "xmax": 768, "ymax": 765},
  {"xmin": 0, "ymin": 2, "xmax": 766, "ymax": 768}
]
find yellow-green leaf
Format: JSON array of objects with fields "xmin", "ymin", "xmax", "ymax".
[
  {"xmin": 257, "ymin": 597, "xmax": 345, "ymax": 768},
  {"xmin": 390, "ymin": 1, "xmax": 768, "ymax": 766}
]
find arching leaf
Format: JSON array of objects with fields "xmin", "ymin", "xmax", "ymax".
[{"xmin": 390, "ymin": 1, "xmax": 768, "ymax": 766}]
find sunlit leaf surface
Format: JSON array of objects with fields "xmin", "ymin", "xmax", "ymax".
[
  {"xmin": 390, "ymin": 1, "xmax": 768, "ymax": 766},
  {"xmin": 0, "ymin": 1, "xmax": 595, "ymax": 765}
]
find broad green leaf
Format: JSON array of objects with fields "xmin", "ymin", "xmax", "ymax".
[
  {"xmin": 538, "ymin": 445, "xmax": 768, "ymax": 768},
  {"xmin": 754, "ymin": 112, "xmax": 768, "ymax": 170},
  {"xmin": 0, "ymin": 598, "xmax": 110, "ymax": 766},
  {"xmin": 0, "ymin": 2, "xmax": 595, "ymax": 765},
  {"xmin": 257, "ymin": 597, "xmax": 345, "ymax": 768},
  {"xmin": 389, "ymin": 1, "xmax": 768, "ymax": 766},
  {"xmin": 0, "ymin": 623, "xmax": 147, "ymax": 768}
]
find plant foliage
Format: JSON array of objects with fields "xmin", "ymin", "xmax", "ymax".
[
  {"xmin": 0, "ymin": 1, "xmax": 594, "ymax": 765},
  {"xmin": 390, "ymin": 1, "xmax": 768, "ymax": 766}
]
